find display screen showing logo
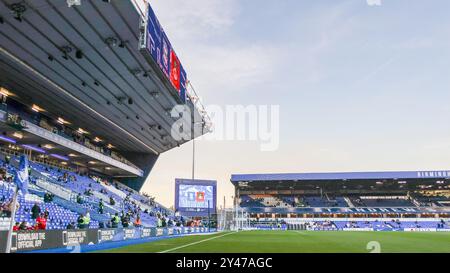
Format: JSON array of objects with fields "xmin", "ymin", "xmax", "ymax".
[
  {"xmin": 196, "ymin": 191, "xmax": 205, "ymax": 202},
  {"xmin": 178, "ymin": 185, "xmax": 213, "ymax": 209}
]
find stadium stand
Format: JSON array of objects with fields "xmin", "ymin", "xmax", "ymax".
[
  {"xmin": 0, "ymin": 0, "xmax": 213, "ymax": 253},
  {"xmin": 0, "ymin": 153, "xmax": 179, "ymax": 231},
  {"xmin": 240, "ymin": 194, "xmax": 419, "ymax": 208},
  {"xmin": 355, "ymin": 196, "xmax": 415, "ymax": 207},
  {"xmin": 232, "ymin": 172, "xmax": 450, "ymax": 231}
]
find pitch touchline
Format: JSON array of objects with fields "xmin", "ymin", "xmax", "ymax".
[{"xmin": 158, "ymin": 231, "xmax": 238, "ymax": 253}]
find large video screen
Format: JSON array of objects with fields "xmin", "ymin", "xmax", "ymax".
[{"xmin": 175, "ymin": 179, "xmax": 217, "ymax": 217}]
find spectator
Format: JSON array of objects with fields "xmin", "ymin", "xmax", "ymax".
[
  {"xmin": 0, "ymin": 202, "xmax": 5, "ymax": 217},
  {"xmin": 109, "ymin": 196, "xmax": 115, "ymax": 206},
  {"xmin": 12, "ymin": 222, "xmax": 20, "ymax": 231},
  {"xmin": 2, "ymin": 199, "xmax": 18, "ymax": 217},
  {"xmin": 31, "ymin": 203, "xmax": 41, "ymax": 220},
  {"xmin": 121, "ymin": 214, "xmax": 129, "ymax": 228},
  {"xmin": 36, "ymin": 213, "xmax": 47, "ymax": 230},
  {"xmin": 133, "ymin": 216, "xmax": 142, "ymax": 228},
  {"xmin": 77, "ymin": 214, "xmax": 86, "ymax": 229},
  {"xmin": 43, "ymin": 192, "xmax": 53, "ymax": 203},
  {"xmin": 43, "ymin": 208, "xmax": 49, "ymax": 219},
  {"xmin": 111, "ymin": 213, "xmax": 120, "ymax": 228},
  {"xmin": 76, "ymin": 193, "xmax": 83, "ymax": 204},
  {"xmin": 98, "ymin": 199, "xmax": 104, "ymax": 214},
  {"xmin": 66, "ymin": 222, "xmax": 76, "ymax": 230},
  {"xmin": 19, "ymin": 221, "xmax": 29, "ymax": 230},
  {"xmin": 84, "ymin": 211, "xmax": 91, "ymax": 228}
]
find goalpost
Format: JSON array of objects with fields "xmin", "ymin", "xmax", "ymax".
[{"xmin": 217, "ymin": 207, "xmax": 251, "ymax": 231}]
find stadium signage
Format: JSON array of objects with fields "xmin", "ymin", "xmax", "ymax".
[
  {"xmin": 141, "ymin": 227, "xmax": 153, "ymax": 238},
  {"xmin": 14, "ymin": 231, "xmax": 46, "ymax": 251},
  {"xmin": 0, "ymin": 227, "xmax": 210, "ymax": 253},
  {"xmin": 343, "ymin": 228, "xmax": 374, "ymax": 231},
  {"xmin": 156, "ymin": 228, "xmax": 164, "ymax": 236},
  {"xmin": 98, "ymin": 229, "xmax": 116, "ymax": 243},
  {"xmin": 143, "ymin": 4, "xmax": 187, "ymax": 103},
  {"xmin": 124, "ymin": 228, "xmax": 136, "ymax": 240},
  {"xmin": 168, "ymin": 228, "xmax": 174, "ymax": 235},
  {"xmin": 62, "ymin": 230, "xmax": 94, "ymax": 246},
  {"xmin": 417, "ymin": 171, "xmax": 450, "ymax": 178},
  {"xmin": 404, "ymin": 228, "xmax": 437, "ymax": 232}
]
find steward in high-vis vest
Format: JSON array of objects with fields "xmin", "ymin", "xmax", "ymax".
[
  {"xmin": 83, "ymin": 212, "xmax": 91, "ymax": 228},
  {"xmin": 111, "ymin": 213, "xmax": 120, "ymax": 228}
]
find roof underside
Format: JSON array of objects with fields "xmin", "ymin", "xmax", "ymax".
[
  {"xmin": 0, "ymin": 0, "xmax": 205, "ymax": 155},
  {"xmin": 231, "ymin": 171, "xmax": 450, "ymax": 184}
]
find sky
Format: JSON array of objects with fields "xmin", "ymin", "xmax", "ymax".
[{"xmin": 142, "ymin": 0, "xmax": 450, "ymax": 209}]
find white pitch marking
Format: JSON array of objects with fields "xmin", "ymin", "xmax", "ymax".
[
  {"xmin": 293, "ymin": 230, "xmax": 308, "ymax": 235},
  {"xmin": 158, "ymin": 231, "xmax": 238, "ymax": 253}
]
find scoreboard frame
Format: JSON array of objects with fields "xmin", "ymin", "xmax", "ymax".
[{"xmin": 175, "ymin": 179, "xmax": 217, "ymax": 217}]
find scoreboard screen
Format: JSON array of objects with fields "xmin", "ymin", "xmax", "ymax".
[{"xmin": 175, "ymin": 179, "xmax": 217, "ymax": 217}]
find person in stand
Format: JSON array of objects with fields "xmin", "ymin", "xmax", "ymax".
[
  {"xmin": 43, "ymin": 192, "xmax": 54, "ymax": 203},
  {"xmin": 98, "ymin": 199, "xmax": 104, "ymax": 214},
  {"xmin": 76, "ymin": 193, "xmax": 83, "ymax": 204},
  {"xmin": 83, "ymin": 211, "xmax": 91, "ymax": 229},
  {"xmin": 31, "ymin": 203, "xmax": 41, "ymax": 220},
  {"xmin": 111, "ymin": 213, "xmax": 120, "ymax": 228},
  {"xmin": 133, "ymin": 216, "xmax": 142, "ymax": 228},
  {"xmin": 77, "ymin": 214, "xmax": 86, "ymax": 229},
  {"xmin": 0, "ymin": 201, "xmax": 7, "ymax": 217},
  {"xmin": 19, "ymin": 221, "xmax": 29, "ymax": 230},
  {"xmin": 66, "ymin": 222, "xmax": 76, "ymax": 230},
  {"xmin": 121, "ymin": 213, "xmax": 129, "ymax": 228},
  {"xmin": 36, "ymin": 213, "xmax": 47, "ymax": 230},
  {"xmin": 12, "ymin": 222, "xmax": 20, "ymax": 231},
  {"xmin": 43, "ymin": 208, "xmax": 50, "ymax": 219}
]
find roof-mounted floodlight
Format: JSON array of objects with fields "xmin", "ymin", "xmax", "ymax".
[
  {"xmin": 105, "ymin": 37, "xmax": 118, "ymax": 47},
  {"xmin": 10, "ymin": 3, "xmax": 26, "ymax": 22},
  {"xmin": 67, "ymin": 0, "xmax": 81, "ymax": 7},
  {"xmin": 150, "ymin": 91, "xmax": 159, "ymax": 99}
]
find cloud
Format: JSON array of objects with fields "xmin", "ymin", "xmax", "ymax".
[
  {"xmin": 366, "ymin": 0, "xmax": 382, "ymax": 6},
  {"xmin": 151, "ymin": 0, "xmax": 278, "ymax": 96},
  {"xmin": 185, "ymin": 44, "xmax": 279, "ymax": 95},
  {"xmin": 151, "ymin": 0, "xmax": 240, "ymax": 41}
]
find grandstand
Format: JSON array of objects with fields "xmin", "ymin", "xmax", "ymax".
[
  {"xmin": 0, "ymin": 0, "xmax": 213, "ymax": 253},
  {"xmin": 230, "ymin": 171, "xmax": 450, "ymax": 231},
  {"xmin": 0, "ymin": 0, "xmax": 449, "ymax": 256}
]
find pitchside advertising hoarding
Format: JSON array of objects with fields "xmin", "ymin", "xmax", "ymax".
[
  {"xmin": 0, "ymin": 227, "xmax": 210, "ymax": 253},
  {"xmin": 175, "ymin": 179, "xmax": 217, "ymax": 217},
  {"xmin": 146, "ymin": 3, "xmax": 187, "ymax": 103}
]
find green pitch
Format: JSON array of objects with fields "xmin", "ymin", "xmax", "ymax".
[{"xmin": 97, "ymin": 230, "xmax": 450, "ymax": 253}]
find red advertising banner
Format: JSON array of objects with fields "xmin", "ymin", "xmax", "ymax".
[{"xmin": 170, "ymin": 50, "xmax": 181, "ymax": 92}]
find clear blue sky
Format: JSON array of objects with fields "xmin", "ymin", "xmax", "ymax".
[{"xmin": 143, "ymin": 0, "xmax": 450, "ymax": 208}]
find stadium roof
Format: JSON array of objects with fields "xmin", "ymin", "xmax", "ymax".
[
  {"xmin": 0, "ymin": 0, "xmax": 207, "ymax": 155},
  {"xmin": 231, "ymin": 170, "xmax": 450, "ymax": 184}
]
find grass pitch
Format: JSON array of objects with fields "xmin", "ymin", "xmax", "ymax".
[{"xmin": 97, "ymin": 230, "xmax": 450, "ymax": 253}]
